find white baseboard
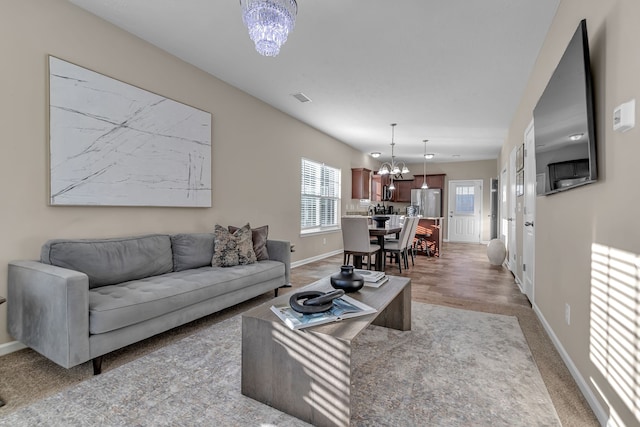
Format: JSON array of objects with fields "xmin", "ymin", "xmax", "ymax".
[
  {"xmin": 532, "ymin": 302, "xmax": 608, "ymax": 426},
  {"xmin": 0, "ymin": 340, "xmax": 26, "ymax": 357},
  {"xmin": 514, "ymin": 275, "xmax": 525, "ymax": 293},
  {"xmin": 291, "ymin": 249, "xmax": 343, "ymax": 269}
]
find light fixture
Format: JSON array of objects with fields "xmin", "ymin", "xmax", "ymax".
[
  {"xmin": 424, "ymin": 153, "xmax": 435, "ymax": 159},
  {"xmin": 370, "ymin": 152, "xmax": 381, "ymax": 158},
  {"xmin": 569, "ymin": 133, "xmax": 584, "ymax": 141},
  {"xmin": 421, "ymin": 140, "xmax": 429, "ymax": 189},
  {"xmin": 378, "ymin": 124, "xmax": 409, "ymax": 193},
  {"xmin": 240, "ymin": 0, "xmax": 298, "ymax": 57}
]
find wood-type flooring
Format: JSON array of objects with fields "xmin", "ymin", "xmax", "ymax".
[{"xmin": 291, "ymin": 241, "xmax": 529, "ymax": 307}]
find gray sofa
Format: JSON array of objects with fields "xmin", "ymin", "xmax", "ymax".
[{"xmin": 7, "ymin": 233, "xmax": 290, "ymax": 374}]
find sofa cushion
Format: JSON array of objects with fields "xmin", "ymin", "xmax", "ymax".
[
  {"xmin": 212, "ymin": 224, "xmax": 256, "ymax": 267},
  {"xmin": 170, "ymin": 233, "xmax": 215, "ymax": 272},
  {"xmin": 228, "ymin": 224, "xmax": 269, "ymax": 261},
  {"xmin": 41, "ymin": 235, "xmax": 173, "ymax": 289},
  {"xmin": 88, "ymin": 261, "xmax": 285, "ymax": 334}
]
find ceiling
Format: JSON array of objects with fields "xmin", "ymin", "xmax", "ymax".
[{"xmin": 67, "ymin": 0, "xmax": 560, "ymax": 164}]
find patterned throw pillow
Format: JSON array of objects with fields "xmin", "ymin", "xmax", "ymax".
[
  {"xmin": 212, "ymin": 224, "xmax": 257, "ymax": 267},
  {"xmin": 228, "ymin": 224, "xmax": 269, "ymax": 261}
]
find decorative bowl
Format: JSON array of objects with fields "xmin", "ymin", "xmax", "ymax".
[{"xmin": 330, "ymin": 265, "xmax": 364, "ymax": 293}]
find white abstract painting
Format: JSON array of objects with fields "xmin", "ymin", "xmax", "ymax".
[{"xmin": 49, "ymin": 56, "xmax": 212, "ymax": 207}]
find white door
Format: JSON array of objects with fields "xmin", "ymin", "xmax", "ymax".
[
  {"xmin": 448, "ymin": 180, "xmax": 482, "ymax": 243},
  {"xmin": 508, "ymin": 146, "xmax": 518, "ymax": 276},
  {"xmin": 523, "ymin": 120, "xmax": 536, "ymax": 301},
  {"xmin": 500, "ymin": 165, "xmax": 508, "ymax": 248}
]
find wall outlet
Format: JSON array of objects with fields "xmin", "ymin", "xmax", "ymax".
[
  {"xmin": 323, "ymin": 237, "xmax": 327, "ymax": 245},
  {"xmin": 565, "ymin": 303, "xmax": 571, "ymax": 325}
]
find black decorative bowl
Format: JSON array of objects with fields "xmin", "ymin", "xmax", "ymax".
[
  {"xmin": 372, "ymin": 215, "xmax": 390, "ymax": 228},
  {"xmin": 330, "ymin": 265, "xmax": 364, "ymax": 293}
]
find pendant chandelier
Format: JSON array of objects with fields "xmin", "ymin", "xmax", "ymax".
[
  {"xmin": 421, "ymin": 140, "xmax": 429, "ymax": 189},
  {"xmin": 378, "ymin": 123, "xmax": 409, "ymax": 190},
  {"xmin": 240, "ymin": 0, "xmax": 298, "ymax": 57},
  {"xmin": 421, "ymin": 140, "xmax": 435, "ymax": 189}
]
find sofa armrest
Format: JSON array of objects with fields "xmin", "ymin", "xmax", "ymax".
[
  {"xmin": 266, "ymin": 240, "xmax": 291, "ymax": 286},
  {"xmin": 8, "ymin": 260, "xmax": 91, "ymax": 368}
]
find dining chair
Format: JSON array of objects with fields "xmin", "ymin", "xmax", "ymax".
[
  {"xmin": 382, "ymin": 217, "xmax": 413, "ymax": 273},
  {"xmin": 341, "ymin": 217, "xmax": 381, "ymax": 270},
  {"xmin": 406, "ymin": 216, "xmax": 420, "ymax": 266},
  {"xmin": 414, "ymin": 219, "xmax": 433, "ymax": 256}
]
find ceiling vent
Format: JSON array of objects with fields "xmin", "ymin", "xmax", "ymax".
[{"xmin": 292, "ymin": 92, "xmax": 312, "ymax": 103}]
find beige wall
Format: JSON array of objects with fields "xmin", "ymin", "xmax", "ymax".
[
  {"xmin": 0, "ymin": 0, "xmax": 378, "ymax": 345},
  {"xmin": 406, "ymin": 160, "xmax": 498, "ymax": 242},
  {"xmin": 500, "ymin": 0, "xmax": 640, "ymax": 425}
]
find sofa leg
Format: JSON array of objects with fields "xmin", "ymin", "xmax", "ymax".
[
  {"xmin": 274, "ymin": 288, "xmax": 279, "ymax": 297},
  {"xmin": 93, "ymin": 356, "xmax": 103, "ymax": 375}
]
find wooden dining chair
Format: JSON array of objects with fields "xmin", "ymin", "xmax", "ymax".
[{"xmin": 341, "ymin": 217, "xmax": 381, "ymax": 270}]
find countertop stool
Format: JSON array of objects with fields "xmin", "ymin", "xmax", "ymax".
[{"xmin": 0, "ymin": 296, "xmax": 5, "ymax": 407}]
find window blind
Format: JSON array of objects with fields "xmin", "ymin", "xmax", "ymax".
[{"xmin": 301, "ymin": 158, "xmax": 341, "ymax": 233}]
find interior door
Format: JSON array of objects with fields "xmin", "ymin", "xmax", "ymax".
[
  {"xmin": 508, "ymin": 147, "xmax": 518, "ymax": 276},
  {"xmin": 523, "ymin": 120, "xmax": 536, "ymax": 301},
  {"xmin": 447, "ymin": 180, "xmax": 482, "ymax": 243},
  {"xmin": 500, "ymin": 165, "xmax": 508, "ymax": 248}
]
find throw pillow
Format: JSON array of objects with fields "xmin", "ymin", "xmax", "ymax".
[
  {"xmin": 228, "ymin": 224, "xmax": 269, "ymax": 261},
  {"xmin": 170, "ymin": 233, "xmax": 215, "ymax": 272},
  {"xmin": 212, "ymin": 224, "xmax": 257, "ymax": 267}
]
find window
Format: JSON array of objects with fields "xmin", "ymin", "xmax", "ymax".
[
  {"xmin": 300, "ymin": 158, "xmax": 341, "ymax": 234},
  {"xmin": 455, "ymin": 184, "xmax": 475, "ymax": 214}
]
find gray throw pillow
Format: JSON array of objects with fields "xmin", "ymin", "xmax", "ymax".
[
  {"xmin": 228, "ymin": 224, "xmax": 269, "ymax": 261},
  {"xmin": 170, "ymin": 233, "xmax": 215, "ymax": 272},
  {"xmin": 41, "ymin": 234, "xmax": 173, "ymax": 288}
]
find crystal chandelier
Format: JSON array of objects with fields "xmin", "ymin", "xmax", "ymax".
[
  {"xmin": 240, "ymin": 0, "xmax": 298, "ymax": 57},
  {"xmin": 378, "ymin": 123, "xmax": 409, "ymax": 190}
]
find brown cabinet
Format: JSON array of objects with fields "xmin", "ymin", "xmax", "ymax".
[
  {"xmin": 371, "ymin": 173, "xmax": 391, "ymax": 201},
  {"xmin": 391, "ymin": 179, "xmax": 413, "ymax": 202},
  {"xmin": 412, "ymin": 174, "xmax": 445, "ymax": 189},
  {"xmin": 351, "ymin": 168, "xmax": 371, "ymax": 199}
]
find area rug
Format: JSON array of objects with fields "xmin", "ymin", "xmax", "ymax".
[{"xmin": 0, "ymin": 303, "xmax": 560, "ymax": 426}]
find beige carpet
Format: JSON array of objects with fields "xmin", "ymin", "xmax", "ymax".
[{"xmin": 0, "ymin": 302, "xmax": 560, "ymax": 426}]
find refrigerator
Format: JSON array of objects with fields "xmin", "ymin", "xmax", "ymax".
[{"xmin": 410, "ymin": 188, "xmax": 442, "ymax": 217}]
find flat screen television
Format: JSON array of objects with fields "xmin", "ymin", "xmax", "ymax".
[{"xmin": 533, "ymin": 19, "xmax": 597, "ymax": 196}]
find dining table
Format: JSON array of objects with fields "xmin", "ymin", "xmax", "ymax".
[{"xmin": 353, "ymin": 225, "xmax": 402, "ymax": 271}]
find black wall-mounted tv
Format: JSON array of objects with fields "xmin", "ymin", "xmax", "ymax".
[{"xmin": 533, "ymin": 19, "xmax": 597, "ymax": 196}]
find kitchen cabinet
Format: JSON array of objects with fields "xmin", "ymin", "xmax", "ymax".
[
  {"xmin": 391, "ymin": 179, "xmax": 413, "ymax": 202},
  {"xmin": 412, "ymin": 174, "xmax": 446, "ymax": 190},
  {"xmin": 351, "ymin": 168, "xmax": 371, "ymax": 199},
  {"xmin": 371, "ymin": 174, "xmax": 391, "ymax": 201}
]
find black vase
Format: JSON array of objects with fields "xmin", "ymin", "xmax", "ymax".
[{"xmin": 330, "ymin": 265, "xmax": 365, "ymax": 293}]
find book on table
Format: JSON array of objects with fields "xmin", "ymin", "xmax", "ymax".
[
  {"xmin": 354, "ymin": 269, "xmax": 388, "ymax": 288},
  {"xmin": 270, "ymin": 295, "xmax": 377, "ymax": 330}
]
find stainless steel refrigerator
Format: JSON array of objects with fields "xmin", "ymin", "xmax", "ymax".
[{"xmin": 410, "ymin": 188, "xmax": 442, "ymax": 217}]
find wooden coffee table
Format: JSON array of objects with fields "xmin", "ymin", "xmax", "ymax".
[{"xmin": 241, "ymin": 275, "xmax": 411, "ymax": 427}]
